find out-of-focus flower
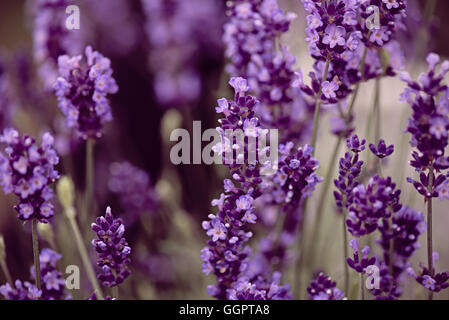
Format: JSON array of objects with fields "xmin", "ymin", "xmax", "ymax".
[
  {"xmin": 30, "ymin": 0, "xmax": 81, "ymax": 90},
  {"xmin": 108, "ymin": 162, "xmax": 159, "ymax": 223},
  {"xmin": 142, "ymin": 0, "xmax": 223, "ymax": 108},
  {"xmin": 0, "ymin": 280, "xmax": 41, "ymax": 300},
  {"xmin": 53, "ymin": 46, "xmax": 118, "ymax": 140},
  {"xmin": 0, "ymin": 129, "xmax": 59, "ymax": 222},
  {"xmin": 0, "ymin": 60, "xmax": 13, "ymax": 130},
  {"xmin": 30, "ymin": 248, "xmax": 69, "ymax": 300},
  {"xmin": 91, "ymin": 206, "xmax": 131, "ymax": 287}
]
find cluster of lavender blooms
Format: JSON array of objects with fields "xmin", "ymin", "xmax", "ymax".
[
  {"xmin": 224, "ymin": 0, "xmax": 313, "ymax": 144},
  {"xmin": 256, "ymin": 142, "xmax": 321, "ymax": 271},
  {"xmin": 407, "ymin": 253, "xmax": 449, "ymax": 293},
  {"xmin": 108, "ymin": 162, "xmax": 159, "ymax": 223},
  {"xmin": 401, "ymin": 53, "xmax": 449, "ymax": 200},
  {"xmin": 301, "ymin": 0, "xmax": 405, "ymax": 137},
  {"xmin": 91, "ymin": 207, "xmax": 131, "ymax": 288},
  {"xmin": 30, "ymin": 248, "xmax": 68, "ymax": 300},
  {"xmin": 333, "ymin": 135, "xmax": 366, "ymax": 214},
  {"xmin": 401, "ymin": 52, "xmax": 449, "ymax": 292},
  {"xmin": 201, "ymin": 77, "xmax": 291, "ymax": 299},
  {"xmin": 30, "ymin": 0, "xmax": 80, "ymax": 90},
  {"xmin": 0, "ymin": 248, "xmax": 68, "ymax": 300},
  {"xmin": 0, "ymin": 129, "xmax": 59, "ymax": 222},
  {"xmin": 335, "ymin": 135, "xmax": 427, "ymax": 299},
  {"xmin": 307, "ymin": 272, "xmax": 345, "ymax": 300},
  {"xmin": 142, "ymin": 0, "xmax": 223, "ymax": 108},
  {"xmin": 0, "ymin": 280, "xmax": 41, "ymax": 300},
  {"xmin": 53, "ymin": 46, "xmax": 118, "ymax": 140}
]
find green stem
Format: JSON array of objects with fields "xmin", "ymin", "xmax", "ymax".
[
  {"xmin": 0, "ymin": 257, "xmax": 13, "ymax": 285},
  {"xmin": 112, "ymin": 286, "xmax": 119, "ymax": 300},
  {"xmin": 360, "ymin": 273, "xmax": 365, "ymax": 300},
  {"xmin": 66, "ymin": 207, "xmax": 104, "ymax": 300},
  {"xmin": 310, "ymin": 59, "xmax": 331, "ymax": 154},
  {"xmin": 342, "ymin": 209, "xmax": 349, "ymax": 295},
  {"xmin": 427, "ymin": 168, "xmax": 434, "ymax": 300},
  {"xmin": 85, "ymin": 139, "xmax": 94, "ymax": 221},
  {"xmin": 307, "ymin": 137, "xmax": 342, "ymax": 268},
  {"xmin": 32, "ymin": 219, "xmax": 41, "ymax": 291}
]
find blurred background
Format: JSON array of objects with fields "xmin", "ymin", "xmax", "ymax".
[{"xmin": 0, "ymin": 0, "xmax": 448, "ymax": 300}]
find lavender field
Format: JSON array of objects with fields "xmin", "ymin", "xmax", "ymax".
[{"xmin": 0, "ymin": 0, "xmax": 448, "ymax": 302}]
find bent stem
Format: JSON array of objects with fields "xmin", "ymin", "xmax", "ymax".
[
  {"xmin": 66, "ymin": 207, "xmax": 104, "ymax": 300},
  {"xmin": 426, "ymin": 167, "xmax": 434, "ymax": 300},
  {"xmin": 310, "ymin": 59, "xmax": 331, "ymax": 154},
  {"xmin": 32, "ymin": 219, "xmax": 41, "ymax": 291}
]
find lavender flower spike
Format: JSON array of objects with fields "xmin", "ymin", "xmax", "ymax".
[
  {"xmin": 92, "ymin": 206, "xmax": 131, "ymax": 287},
  {"xmin": 0, "ymin": 129, "xmax": 59, "ymax": 222},
  {"xmin": 307, "ymin": 272, "xmax": 345, "ymax": 300},
  {"xmin": 53, "ymin": 46, "xmax": 118, "ymax": 140}
]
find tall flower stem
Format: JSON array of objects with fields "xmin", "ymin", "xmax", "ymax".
[
  {"xmin": 310, "ymin": 59, "xmax": 331, "ymax": 154},
  {"xmin": 342, "ymin": 206, "xmax": 349, "ymax": 294},
  {"xmin": 112, "ymin": 286, "xmax": 118, "ymax": 299},
  {"xmin": 307, "ymin": 137, "xmax": 342, "ymax": 267},
  {"xmin": 360, "ymin": 273, "xmax": 365, "ymax": 300},
  {"xmin": 65, "ymin": 206, "xmax": 104, "ymax": 300},
  {"xmin": 84, "ymin": 139, "xmax": 94, "ymax": 223},
  {"xmin": 307, "ymin": 48, "xmax": 368, "ymax": 267},
  {"xmin": 0, "ymin": 236, "xmax": 13, "ymax": 285},
  {"xmin": 31, "ymin": 219, "xmax": 41, "ymax": 291},
  {"xmin": 426, "ymin": 167, "xmax": 434, "ymax": 300}
]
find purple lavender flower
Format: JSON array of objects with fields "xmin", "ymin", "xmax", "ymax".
[
  {"xmin": 303, "ymin": 0, "xmax": 361, "ymax": 61},
  {"xmin": 401, "ymin": 53, "xmax": 449, "ymax": 199},
  {"xmin": 347, "ymin": 239, "xmax": 376, "ymax": 273},
  {"xmin": 346, "ymin": 175, "xmax": 402, "ymax": 237},
  {"xmin": 0, "ymin": 129, "xmax": 59, "ymax": 222},
  {"xmin": 407, "ymin": 253, "xmax": 449, "ymax": 293},
  {"xmin": 358, "ymin": 0, "xmax": 406, "ymax": 48},
  {"xmin": 224, "ymin": 0, "xmax": 312, "ymax": 145},
  {"xmin": 30, "ymin": 248, "xmax": 69, "ymax": 300},
  {"xmin": 227, "ymin": 272, "xmax": 291, "ymax": 300},
  {"xmin": 91, "ymin": 206, "xmax": 131, "ymax": 287},
  {"xmin": 0, "ymin": 280, "xmax": 41, "ymax": 300},
  {"xmin": 53, "ymin": 46, "xmax": 118, "ymax": 140},
  {"xmin": 202, "ymin": 77, "xmax": 291, "ymax": 300},
  {"xmin": 369, "ymin": 139, "xmax": 394, "ymax": 159},
  {"xmin": 333, "ymin": 135, "xmax": 365, "ymax": 211},
  {"xmin": 307, "ymin": 272, "xmax": 345, "ymax": 300}
]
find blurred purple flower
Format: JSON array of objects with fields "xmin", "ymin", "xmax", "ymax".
[{"xmin": 53, "ymin": 46, "xmax": 118, "ymax": 140}]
